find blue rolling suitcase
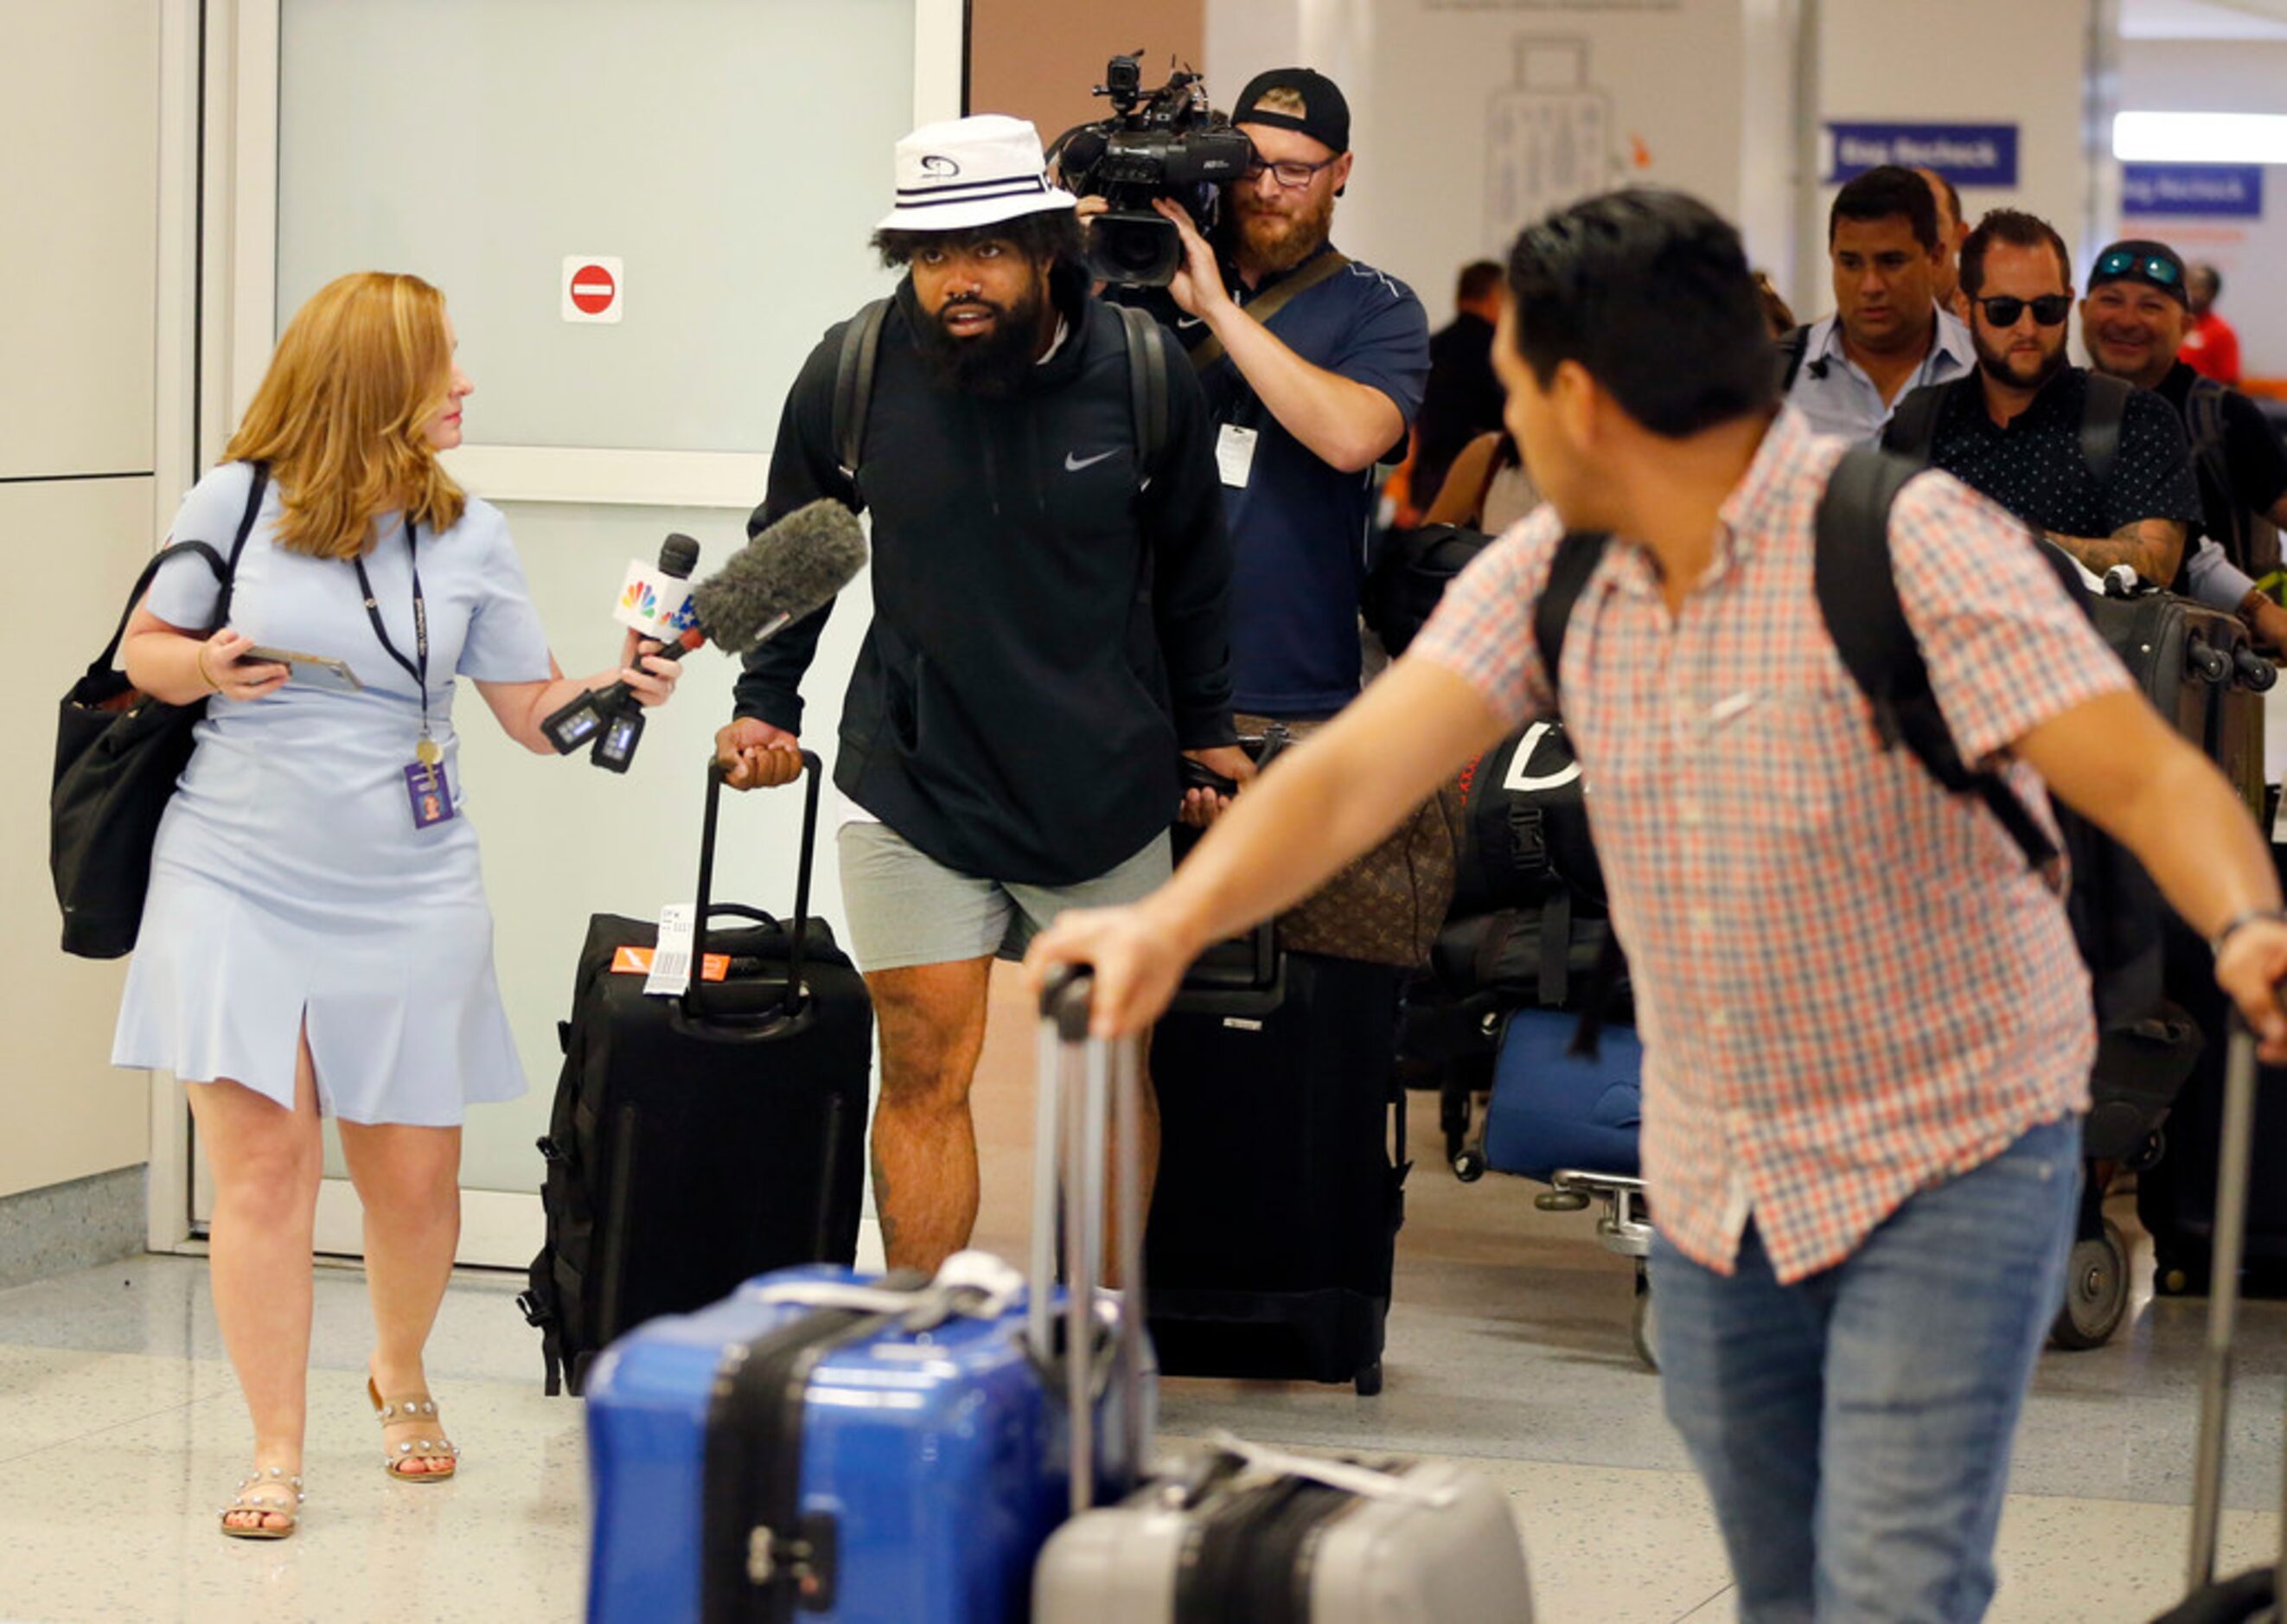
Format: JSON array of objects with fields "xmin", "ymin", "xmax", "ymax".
[
  {"xmin": 1481, "ymin": 1008, "xmax": 1642, "ymax": 1183},
  {"xmin": 585, "ymin": 976, "xmax": 1153, "ymax": 1624}
]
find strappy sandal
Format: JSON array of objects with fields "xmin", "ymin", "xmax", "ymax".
[
  {"xmin": 367, "ymin": 1376, "xmax": 460, "ymax": 1481},
  {"xmin": 219, "ymin": 1467, "xmax": 303, "ymax": 1539}
]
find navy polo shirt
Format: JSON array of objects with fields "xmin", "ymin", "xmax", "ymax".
[{"xmin": 1125, "ymin": 246, "xmax": 1429, "ymax": 718}]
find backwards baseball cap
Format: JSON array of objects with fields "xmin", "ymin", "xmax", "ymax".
[
  {"xmin": 2088, "ymin": 239, "xmax": 2190, "ymax": 306},
  {"xmin": 1230, "ymin": 67, "xmax": 1351, "ymax": 155},
  {"xmin": 875, "ymin": 114, "xmax": 1077, "ymax": 235}
]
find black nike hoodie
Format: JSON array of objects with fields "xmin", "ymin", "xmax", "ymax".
[{"xmin": 732, "ymin": 264, "xmax": 1236, "ymax": 886}]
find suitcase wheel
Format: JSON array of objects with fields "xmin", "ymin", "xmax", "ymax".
[
  {"xmin": 1632, "ymin": 1263, "xmax": 1658, "ymax": 1373},
  {"xmin": 2049, "ymin": 1219, "xmax": 2131, "ymax": 1351},
  {"xmin": 1452, "ymin": 1147, "xmax": 1487, "ymax": 1183},
  {"xmin": 1354, "ymin": 1360, "xmax": 1383, "ymax": 1397}
]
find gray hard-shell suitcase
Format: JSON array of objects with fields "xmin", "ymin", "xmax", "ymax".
[
  {"xmin": 2153, "ymin": 1023, "xmax": 2285, "ymax": 1622},
  {"xmin": 1031, "ymin": 983, "xmax": 1534, "ymax": 1624},
  {"xmin": 1033, "ymin": 1435, "xmax": 1532, "ymax": 1622}
]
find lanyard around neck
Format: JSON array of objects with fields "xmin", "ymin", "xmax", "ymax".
[{"xmin": 353, "ymin": 519, "xmax": 431, "ymax": 741}]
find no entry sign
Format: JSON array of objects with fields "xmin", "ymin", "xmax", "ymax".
[{"xmin": 562, "ymin": 256, "xmax": 623, "ymax": 323}]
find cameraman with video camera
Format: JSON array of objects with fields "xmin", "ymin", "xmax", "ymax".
[{"xmin": 1070, "ymin": 65, "xmax": 1431, "ymax": 728}]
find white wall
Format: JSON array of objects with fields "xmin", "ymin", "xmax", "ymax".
[
  {"xmin": 1816, "ymin": 0, "xmax": 2104, "ymax": 313},
  {"xmin": 0, "ymin": 3, "xmax": 163, "ymax": 1199},
  {"xmin": 2120, "ymin": 38, "xmax": 2287, "ymax": 378},
  {"xmin": 1209, "ymin": 0, "xmax": 1803, "ymax": 329}
]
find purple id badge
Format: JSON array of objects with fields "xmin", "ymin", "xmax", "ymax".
[{"xmin": 405, "ymin": 761, "xmax": 457, "ymax": 829}]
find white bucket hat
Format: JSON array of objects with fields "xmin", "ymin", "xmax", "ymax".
[{"xmin": 875, "ymin": 114, "xmax": 1078, "ymax": 234}]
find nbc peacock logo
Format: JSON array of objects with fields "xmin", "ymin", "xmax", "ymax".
[{"xmin": 620, "ymin": 581, "xmax": 662, "ymax": 621}]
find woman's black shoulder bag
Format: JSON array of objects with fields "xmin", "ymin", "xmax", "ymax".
[{"xmin": 52, "ymin": 464, "xmax": 269, "ymax": 958}]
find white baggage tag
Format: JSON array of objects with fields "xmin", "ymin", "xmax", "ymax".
[
  {"xmin": 643, "ymin": 904, "xmax": 698, "ymax": 996},
  {"xmin": 1216, "ymin": 424, "xmax": 1259, "ymax": 489}
]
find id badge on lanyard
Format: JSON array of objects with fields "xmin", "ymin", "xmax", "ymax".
[{"xmin": 355, "ymin": 521, "xmax": 455, "ymax": 830}]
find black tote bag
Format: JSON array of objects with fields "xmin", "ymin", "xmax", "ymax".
[{"xmin": 51, "ymin": 464, "xmax": 269, "ymax": 958}]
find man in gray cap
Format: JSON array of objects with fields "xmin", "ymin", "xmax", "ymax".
[{"xmin": 716, "ymin": 113, "xmax": 1248, "ymax": 1271}]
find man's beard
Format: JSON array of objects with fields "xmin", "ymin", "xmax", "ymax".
[
  {"xmin": 1230, "ymin": 188, "xmax": 1337, "ymax": 274},
  {"xmin": 1972, "ymin": 326, "xmax": 2068, "ymax": 393},
  {"xmin": 912, "ymin": 282, "xmax": 1049, "ymax": 399}
]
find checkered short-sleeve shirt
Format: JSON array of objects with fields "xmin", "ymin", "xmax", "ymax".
[{"xmin": 1410, "ymin": 407, "xmax": 2134, "ymax": 1282}]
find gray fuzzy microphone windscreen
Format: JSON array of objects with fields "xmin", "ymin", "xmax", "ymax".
[{"xmin": 690, "ymin": 499, "xmax": 869, "ymax": 654}]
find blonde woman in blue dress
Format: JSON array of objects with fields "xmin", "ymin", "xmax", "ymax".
[{"xmin": 113, "ymin": 272, "xmax": 681, "ymax": 1538}]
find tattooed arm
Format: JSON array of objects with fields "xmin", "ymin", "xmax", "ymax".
[{"xmin": 2046, "ymin": 518, "xmax": 2186, "ymax": 587}]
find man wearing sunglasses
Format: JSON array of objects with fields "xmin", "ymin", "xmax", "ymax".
[
  {"xmin": 2082, "ymin": 239, "xmax": 2287, "ymax": 648},
  {"xmin": 1884, "ymin": 210, "xmax": 2200, "ymax": 588},
  {"xmin": 1109, "ymin": 67, "xmax": 1430, "ymax": 728}
]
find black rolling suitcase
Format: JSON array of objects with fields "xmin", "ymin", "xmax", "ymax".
[
  {"xmin": 519, "ymin": 753, "xmax": 872, "ymax": 1394},
  {"xmin": 1146, "ymin": 941, "xmax": 1408, "ymax": 1396},
  {"xmin": 2152, "ymin": 1025, "xmax": 2285, "ymax": 1622}
]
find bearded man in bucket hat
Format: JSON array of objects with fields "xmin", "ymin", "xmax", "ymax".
[{"xmin": 714, "ymin": 113, "xmax": 1249, "ymax": 1271}]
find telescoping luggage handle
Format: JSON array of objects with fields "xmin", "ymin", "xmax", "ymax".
[
  {"xmin": 1031, "ymin": 967, "xmax": 1151, "ymax": 1519},
  {"xmin": 2184, "ymin": 1020, "xmax": 2285, "ymax": 1603},
  {"xmin": 687, "ymin": 751, "xmax": 822, "ymax": 1020}
]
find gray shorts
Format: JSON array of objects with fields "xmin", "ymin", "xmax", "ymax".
[{"xmin": 837, "ymin": 822, "xmax": 1173, "ymax": 973}]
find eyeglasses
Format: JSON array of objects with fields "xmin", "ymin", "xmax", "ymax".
[
  {"xmin": 1241, "ymin": 154, "xmax": 1339, "ymax": 190},
  {"xmin": 2093, "ymin": 248, "xmax": 2182, "ymax": 287},
  {"xmin": 1973, "ymin": 293, "xmax": 2073, "ymax": 328}
]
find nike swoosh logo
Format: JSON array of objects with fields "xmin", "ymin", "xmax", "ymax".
[
  {"xmin": 1176, "ymin": 315, "xmax": 1206, "ymax": 329},
  {"xmin": 1065, "ymin": 450, "xmax": 1120, "ymax": 472}
]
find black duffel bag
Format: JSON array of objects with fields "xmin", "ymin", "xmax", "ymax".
[{"xmin": 51, "ymin": 464, "xmax": 267, "ymax": 958}]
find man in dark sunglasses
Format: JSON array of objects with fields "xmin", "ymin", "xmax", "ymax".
[
  {"xmin": 2082, "ymin": 237, "xmax": 2287, "ymax": 647},
  {"xmin": 1884, "ymin": 209, "xmax": 2200, "ymax": 588}
]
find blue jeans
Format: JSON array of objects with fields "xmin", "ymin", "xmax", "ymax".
[{"xmin": 1651, "ymin": 1117, "xmax": 2081, "ymax": 1623}]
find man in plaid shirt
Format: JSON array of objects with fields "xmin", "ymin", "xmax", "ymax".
[{"xmin": 1032, "ymin": 190, "xmax": 2287, "ymax": 1621}]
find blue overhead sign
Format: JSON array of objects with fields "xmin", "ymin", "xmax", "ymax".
[
  {"xmin": 2122, "ymin": 163, "xmax": 2264, "ymax": 218},
  {"xmin": 1824, "ymin": 123, "xmax": 2019, "ymax": 188}
]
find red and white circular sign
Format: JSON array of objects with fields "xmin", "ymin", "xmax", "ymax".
[
  {"xmin": 562, "ymin": 256, "xmax": 624, "ymax": 323},
  {"xmin": 569, "ymin": 263, "xmax": 616, "ymax": 315}
]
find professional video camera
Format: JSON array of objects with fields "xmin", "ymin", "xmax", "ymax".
[{"xmin": 1055, "ymin": 53, "xmax": 1253, "ymax": 287}]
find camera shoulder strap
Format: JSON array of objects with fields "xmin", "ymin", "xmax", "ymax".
[{"xmin": 1185, "ymin": 250, "xmax": 1351, "ymax": 373}]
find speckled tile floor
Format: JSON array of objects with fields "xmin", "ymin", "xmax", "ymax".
[{"xmin": 3, "ymin": 975, "xmax": 2282, "ymax": 1621}]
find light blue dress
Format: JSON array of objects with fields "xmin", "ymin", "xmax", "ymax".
[{"xmin": 112, "ymin": 461, "xmax": 554, "ymax": 1126}]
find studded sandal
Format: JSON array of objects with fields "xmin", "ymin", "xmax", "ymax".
[
  {"xmin": 367, "ymin": 1376, "xmax": 460, "ymax": 1481},
  {"xmin": 219, "ymin": 1466, "xmax": 303, "ymax": 1539}
]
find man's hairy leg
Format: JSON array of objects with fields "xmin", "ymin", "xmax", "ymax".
[{"xmin": 866, "ymin": 957, "xmax": 993, "ymax": 1273}]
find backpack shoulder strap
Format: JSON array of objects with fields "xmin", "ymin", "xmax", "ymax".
[
  {"xmin": 1775, "ymin": 323, "xmax": 1812, "ymax": 393},
  {"xmin": 1813, "ymin": 444, "xmax": 2058, "ymax": 871},
  {"xmin": 2185, "ymin": 377, "xmax": 2234, "ymax": 489},
  {"xmin": 831, "ymin": 299, "xmax": 891, "ymax": 482},
  {"xmin": 1882, "ymin": 380, "xmax": 1951, "ymax": 464},
  {"xmin": 1116, "ymin": 303, "xmax": 1169, "ymax": 489},
  {"xmin": 1534, "ymin": 532, "xmax": 1613, "ymax": 707},
  {"xmin": 2081, "ymin": 371, "xmax": 2131, "ymax": 489}
]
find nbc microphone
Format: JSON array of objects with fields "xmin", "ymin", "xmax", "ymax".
[{"xmin": 542, "ymin": 500, "xmax": 871, "ymax": 769}]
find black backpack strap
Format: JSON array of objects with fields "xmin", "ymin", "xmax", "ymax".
[
  {"xmin": 1536, "ymin": 890, "xmax": 1572, "ymax": 1008},
  {"xmin": 831, "ymin": 299, "xmax": 891, "ymax": 483},
  {"xmin": 1116, "ymin": 303, "xmax": 1170, "ymax": 489},
  {"xmin": 1882, "ymin": 380, "xmax": 1950, "ymax": 464},
  {"xmin": 2080, "ymin": 371, "xmax": 2131, "ymax": 489},
  {"xmin": 1775, "ymin": 323, "xmax": 1813, "ymax": 393},
  {"xmin": 1535, "ymin": 532, "xmax": 1613, "ymax": 706},
  {"xmin": 1813, "ymin": 444, "xmax": 2057, "ymax": 872}
]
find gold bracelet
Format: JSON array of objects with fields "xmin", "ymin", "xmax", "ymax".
[{"xmin": 195, "ymin": 645, "xmax": 222, "ymax": 694}]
